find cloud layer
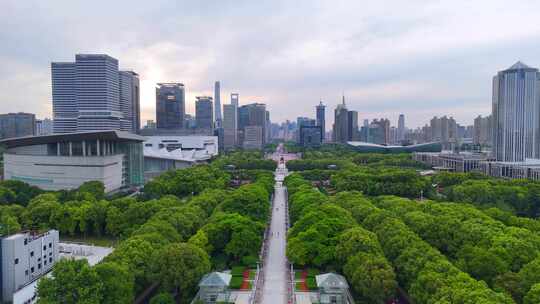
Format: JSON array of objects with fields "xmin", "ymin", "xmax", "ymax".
[{"xmin": 2, "ymin": 0, "xmax": 540, "ymax": 129}]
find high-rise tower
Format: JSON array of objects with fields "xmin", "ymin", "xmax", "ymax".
[
  {"xmin": 51, "ymin": 54, "xmax": 139, "ymax": 133},
  {"xmin": 196, "ymin": 96, "xmax": 214, "ymax": 129},
  {"xmin": 492, "ymin": 62, "xmax": 540, "ymax": 162},
  {"xmin": 214, "ymin": 81, "xmax": 222, "ymax": 127},
  {"xmin": 398, "ymin": 114, "xmax": 405, "ymax": 141},
  {"xmin": 156, "ymin": 83, "xmax": 185, "ymax": 129},
  {"xmin": 316, "ymin": 100, "xmax": 326, "ymax": 141}
]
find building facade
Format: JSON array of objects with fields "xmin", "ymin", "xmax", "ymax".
[
  {"xmin": 35, "ymin": 118, "xmax": 53, "ymax": 136},
  {"xmin": 398, "ymin": 114, "xmax": 405, "ymax": 141},
  {"xmin": 347, "ymin": 111, "xmax": 358, "ymax": 141},
  {"xmin": 51, "ymin": 54, "xmax": 139, "ymax": 133},
  {"xmin": 214, "ymin": 81, "xmax": 222, "ymax": 127},
  {"xmin": 299, "ymin": 125, "xmax": 323, "ymax": 147},
  {"xmin": 156, "ymin": 83, "xmax": 185, "ymax": 129},
  {"xmin": 333, "ymin": 97, "xmax": 349, "ymax": 143},
  {"xmin": 473, "ymin": 115, "xmax": 492, "ymax": 146},
  {"xmin": 119, "ymin": 71, "xmax": 140, "ymax": 133},
  {"xmin": 223, "ymin": 104, "xmax": 238, "ymax": 149},
  {"xmin": 1, "ymin": 230, "xmax": 59, "ymax": 303},
  {"xmin": 1, "ymin": 131, "xmax": 144, "ymax": 192},
  {"xmin": 316, "ymin": 101, "xmax": 326, "ymax": 142},
  {"xmin": 492, "ymin": 62, "xmax": 540, "ymax": 162},
  {"xmin": 243, "ymin": 126, "xmax": 263, "ymax": 149},
  {"xmin": 196, "ymin": 96, "xmax": 214, "ymax": 129},
  {"xmin": 0, "ymin": 113, "xmax": 35, "ymax": 139}
]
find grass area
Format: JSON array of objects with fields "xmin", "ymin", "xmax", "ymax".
[
  {"xmin": 229, "ymin": 276, "xmax": 244, "ymax": 289},
  {"xmin": 60, "ymin": 235, "xmax": 118, "ymax": 247},
  {"xmin": 306, "ymin": 277, "xmax": 318, "ymax": 290},
  {"xmin": 295, "ymin": 282, "xmax": 304, "ymax": 291},
  {"xmin": 249, "ymin": 269, "xmax": 256, "ymax": 280},
  {"xmin": 231, "ymin": 266, "xmax": 246, "ymax": 276},
  {"xmin": 294, "ymin": 270, "xmax": 303, "ymax": 280}
]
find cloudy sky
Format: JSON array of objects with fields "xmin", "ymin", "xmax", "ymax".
[{"xmin": 2, "ymin": 0, "xmax": 540, "ymax": 129}]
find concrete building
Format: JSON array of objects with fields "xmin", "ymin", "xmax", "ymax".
[
  {"xmin": 238, "ymin": 103, "xmax": 267, "ymax": 147},
  {"xmin": 473, "ymin": 115, "xmax": 492, "ymax": 146},
  {"xmin": 243, "ymin": 126, "xmax": 263, "ymax": 149},
  {"xmin": 214, "ymin": 81, "xmax": 222, "ymax": 128},
  {"xmin": 316, "ymin": 101, "xmax": 326, "ymax": 142},
  {"xmin": 51, "ymin": 54, "xmax": 138, "ymax": 133},
  {"xmin": 492, "ymin": 62, "xmax": 540, "ymax": 162},
  {"xmin": 142, "ymin": 136, "xmax": 218, "ymax": 180},
  {"xmin": 0, "ymin": 113, "xmax": 35, "ymax": 139},
  {"xmin": 196, "ymin": 96, "xmax": 214, "ymax": 129},
  {"xmin": 0, "ymin": 131, "xmax": 145, "ymax": 192},
  {"xmin": 413, "ymin": 151, "xmax": 489, "ymax": 172},
  {"xmin": 156, "ymin": 83, "xmax": 185, "ymax": 129},
  {"xmin": 223, "ymin": 104, "xmax": 238, "ymax": 149},
  {"xmin": 119, "ymin": 71, "xmax": 140, "ymax": 133},
  {"xmin": 299, "ymin": 125, "xmax": 323, "ymax": 147},
  {"xmin": 1, "ymin": 230, "xmax": 59, "ymax": 303},
  {"xmin": 333, "ymin": 96, "xmax": 349, "ymax": 143},
  {"xmin": 35, "ymin": 118, "xmax": 53, "ymax": 136}
]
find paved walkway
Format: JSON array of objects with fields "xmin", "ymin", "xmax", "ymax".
[{"xmin": 260, "ymin": 162, "xmax": 289, "ymax": 304}]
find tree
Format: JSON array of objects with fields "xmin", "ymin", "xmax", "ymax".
[
  {"xmin": 152, "ymin": 243, "xmax": 211, "ymax": 299},
  {"xmin": 0, "ymin": 186, "xmax": 16, "ymax": 204},
  {"xmin": 76, "ymin": 181, "xmax": 105, "ymax": 200},
  {"xmin": 524, "ymin": 283, "xmax": 540, "ymax": 304},
  {"xmin": 149, "ymin": 293, "xmax": 175, "ymax": 304},
  {"xmin": 94, "ymin": 262, "xmax": 134, "ymax": 303},
  {"xmin": 344, "ymin": 253, "xmax": 397, "ymax": 303},
  {"xmin": 0, "ymin": 214, "xmax": 21, "ymax": 235},
  {"xmin": 37, "ymin": 259, "xmax": 103, "ymax": 304},
  {"xmin": 335, "ymin": 227, "xmax": 382, "ymax": 265}
]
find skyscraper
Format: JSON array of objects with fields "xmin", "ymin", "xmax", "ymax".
[
  {"xmin": 51, "ymin": 54, "xmax": 140, "ymax": 133},
  {"xmin": 156, "ymin": 83, "xmax": 185, "ymax": 129},
  {"xmin": 398, "ymin": 114, "xmax": 405, "ymax": 141},
  {"xmin": 119, "ymin": 71, "xmax": 140, "ymax": 133},
  {"xmin": 238, "ymin": 103, "xmax": 267, "ymax": 148},
  {"xmin": 492, "ymin": 62, "xmax": 540, "ymax": 162},
  {"xmin": 333, "ymin": 95, "xmax": 349, "ymax": 143},
  {"xmin": 347, "ymin": 111, "xmax": 358, "ymax": 141},
  {"xmin": 473, "ymin": 115, "xmax": 492, "ymax": 146},
  {"xmin": 316, "ymin": 101, "xmax": 326, "ymax": 141},
  {"xmin": 214, "ymin": 81, "xmax": 222, "ymax": 127},
  {"xmin": 196, "ymin": 96, "xmax": 214, "ymax": 129},
  {"xmin": 223, "ymin": 103, "xmax": 238, "ymax": 149}
]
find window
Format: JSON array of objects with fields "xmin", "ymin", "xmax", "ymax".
[
  {"xmin": 31, "ymin": 267, "xmax": 34, "ymax": 273},
  {"xmin": 38, "ymin": 258, "xmax": 41, "ymax": 262},
  {"xmin": 44, "ymin": 261, "xmax": 47, "ymax": 266},
  {"xmin": 30, "ymin": 251, "xmax": 34, "ymax": 257},
  {"xmin": 38, "ymin": 263, "xmax": 41, "ymax": 269},
  {"xmin": 49, "ymin": 257, "xmax": 52, "ymax": 263},
  {"xmin": 24, "ymin": 239, "xmax": 28, "ymax": 245},
  {"xmin": 25, "ymin": 270, "xmax": 28, "ymax": 276},
  {"xmin": 43, "ymin": 245, "xmax": 46, "ymax": 250},
  {"xmin": 49, "ymin": 242, "xmax": 52, "ymax": 248},
  {"xmin": 14, "ymin": 258, "xmax": 19, "ymax": 265}
]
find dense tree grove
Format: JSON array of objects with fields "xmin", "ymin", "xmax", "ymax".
[
  {"xmin": 285, "ymin": 174, "xmax": 397, "ymax": 303},
  {"xmin": 285, "ymin": 173, "xmax": 516, "ymax": 304},
  {"xmin": 0, "ymin": 151, "xmax": 276, "ymax": 303}
]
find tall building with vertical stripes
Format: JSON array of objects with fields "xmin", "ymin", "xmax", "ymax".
[
  {"xmin": 52, "ymin": 54, "xmax": 139, "ymax": 134},
  {"xmin": 492, "ymin": 62, "xmax": 540, "ymax": 162}
]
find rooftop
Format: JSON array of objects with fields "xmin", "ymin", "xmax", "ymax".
[
  {"xmin": 199, "ymin": 272, "xmax": 232, "ymax": 287},
  {"xmin": 0, "ymin": 130, "xmax": 146, "ymax": 148},
  {"xmin": 316, "ymin": 273, "xmax": 349, "ymax": 289}
]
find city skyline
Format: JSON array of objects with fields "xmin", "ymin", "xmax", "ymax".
[{"xmin": 3, "ymin": 1, "xmax": 540, "ymax": 128}]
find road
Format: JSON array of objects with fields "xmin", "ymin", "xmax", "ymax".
[{"xmin": 260, "ymin": 161, "xmax": 289, "ymax": 304}]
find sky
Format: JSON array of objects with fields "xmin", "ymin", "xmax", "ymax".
[{"xmin": 1, "ymin": 0, "xmax": 540, "ymax": 129}]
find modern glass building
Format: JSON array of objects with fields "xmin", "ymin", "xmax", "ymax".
[
  {"xmin": 492, "ymin": 62, "xmax": 540, "ymax": 162},
  {"xmin": 196, "ymin": 96, "xmax": 214, "ymax": 129},
  {"xmin": 156, "ymin": 83, "xmax": 185, "ymax": 129}
]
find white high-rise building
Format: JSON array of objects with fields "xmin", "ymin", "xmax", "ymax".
[
  {"xmin": 231, "ymin": 93, "xmax": 239, "ymax": 107},
  {"xmin": 492, "ymin": 62, "xmax": 540, "ymax": 162}
]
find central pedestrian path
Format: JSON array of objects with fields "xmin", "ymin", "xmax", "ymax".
[{"xmin": 259, "ymin": 162, "xmax": 289, "ymax": 304}]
